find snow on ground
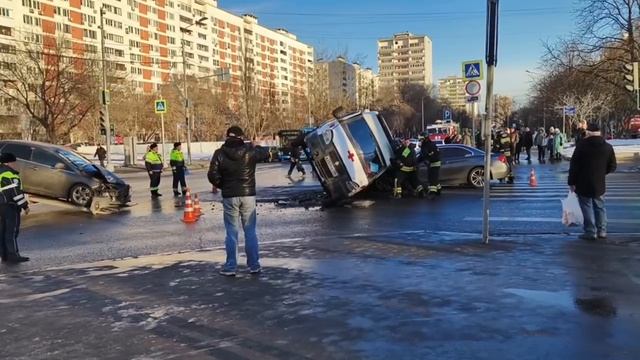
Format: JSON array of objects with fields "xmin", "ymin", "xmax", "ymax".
[{"xmin": 561, "ymin": 139, "xmax": 640, "ymax": 159}]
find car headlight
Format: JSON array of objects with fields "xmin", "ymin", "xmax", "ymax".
[{"xmin": 322, "ymin": 130, "xmax": 333, "ymax": 145}]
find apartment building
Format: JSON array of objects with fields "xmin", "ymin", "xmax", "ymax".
[
  {"xmin": 354, "ymin": 64, "xmax": 378, "ymax": 109},
  {"xmin": 377, "ymin": 32, "xmax": 432, "ymax": 89},
  {"xmin": 0, "ymin": 0, "xmax": 314, "ymax": 107},
  {"xmin": 438, "ymin": 76, "xmax": 467, "ymax": 110},
  {"xmin": 314, "ymin": 56, "xmax": 358, "ymax": 107}
]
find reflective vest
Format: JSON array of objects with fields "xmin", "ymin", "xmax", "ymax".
[
  {"xmin": 170, "ymin": 149, "xmax": 185, "ymax": 171},
  {"xmin": 145, "ymin": 151, "xmax": 163, "ymax": 172},
  {"xmin": 0, "ymin": 169, "xmax": 27, "ymax": 208}
]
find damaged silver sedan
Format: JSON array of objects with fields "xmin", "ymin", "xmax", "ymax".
[{"xmin": 0, "ymin": 140, "xmax": 131, "ymax": 213}]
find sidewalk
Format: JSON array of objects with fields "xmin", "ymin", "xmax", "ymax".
[{"xmin": 1, "ymin": 232, "xmax": 639, "ymax": 359}]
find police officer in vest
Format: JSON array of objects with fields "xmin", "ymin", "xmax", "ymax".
[
  {"xmin": 170, "ymin": 142, "xmax": 187, "ymax": 196},
  {"xmin": 145, "ymin": 143, "xmax": 163, "ymax": 198},
  {"xmin": 420, "ymin": 136, "xmax": 442, "ymax": 199},
  {"xmin": 0, "ymin": 153, "xmax": 30, "ymax": 263}
]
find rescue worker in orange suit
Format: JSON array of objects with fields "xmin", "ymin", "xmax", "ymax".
[
  {"xmin": 499, "ymin": 130, "xmax": 515, "ymax": 184},
  {"xmin": 0, "ymin": 153, "xmax": 30, "ymax": 263},
  {"xmin": 420, "ymin": 136, "xmax": 442, "ymax": 199},
  {"xmin": 393, "ymin": 139, "xmax": 424, "ymax": 198}
]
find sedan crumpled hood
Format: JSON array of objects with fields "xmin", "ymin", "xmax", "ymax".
[{"xmin": 81, "ymin": 164, "xmax": 125, "ymax": 185}]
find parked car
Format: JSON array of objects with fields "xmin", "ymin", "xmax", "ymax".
[
  {"xmin": 417, "ymin": 144, "xmax": 510, "ymax": 188},
  {"xmin": 306, "ymin": 111, "xmax": 396, "ymax": 201},
  {"xmin": 0, "ymin": 140, "xmax": 131, "ymax": 208}
]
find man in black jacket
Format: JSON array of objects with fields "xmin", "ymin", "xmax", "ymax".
[
  {"xmin": 568, "ymin": 123, "xmax": 617, "ymax": 241},
  {"xmin": 0, "ymin": 153, "xmax": 30, "ymax": 263},
  {"xmin": 522, "ymin": 127, "xmax": 534, "ymax": 161},
  {"xmin": 208, "ymin": 126, "xmax": 269, "ymax": 276}
]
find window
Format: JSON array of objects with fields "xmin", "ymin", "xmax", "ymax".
[
  {"xmin": 344, "ymin": 117, "xmax": 383, "ymax": 180},
  {"xmin": 0, "ymin": 7, "xmax": 11, "ymax": 17},
  {"xmin": 439, "ymin": 147, "xmax": 471, "ymax": 159},
  {"xmin": 196, "ymin": 44, "xmax": 208, "ymax": 52},
  {"xmin": 0, "ymin": 43, "xmax": 15, "ymax": 54},
  {"xmin": 168, "ymin": 37, "xmax": 176, "ymax": 45},
  {"xmin": 21, "ymin": 0, "xmax": 40, "ymax": 10},
  {"xmin": 0, "ymin": 25, "xmax": 11, "ymax": 36},
  {"xmin": 83, "ymin": 29, "xmax": 97, "ymax": 39},
  {"xmin": 81, "ymin": 0, "xmax": 95, "ymax": 8},
  {"xmin": 83, "ymin": 14, "xmax": 97, "ymax": 25},
  {"xmin": 32, "ymin": 149, "xmax": 63, "ymax": 168},
  {"xmin": 56, "ymin": 149, "xmax": 91, "ymax": 170},
  {"xmin": 198, "ymin": 33, "xmax": 206, "ymax": 40},
  {"xmin": 23, "ymin": 15, "xmax": 33, "ymax": 25},
  {"xmin": 1, "ymin": 144, "xmax": 33, "ymax": 161}
]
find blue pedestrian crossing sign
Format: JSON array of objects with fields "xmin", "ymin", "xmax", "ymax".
[
  {"xmin": 154, "ymin": 99, "xmax": 167, "ymax": 114},
  {"xmin": 564, "ymin": 106, "xmax": 576, "ymax": 116},
  {"xmin": 462, "ymin": 60, "xmax": 484, "ymax": 81}
]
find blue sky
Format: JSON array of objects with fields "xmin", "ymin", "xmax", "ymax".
[{"xmin": 220, "ymin": 0, "xmax": 577, "ymax": 104}]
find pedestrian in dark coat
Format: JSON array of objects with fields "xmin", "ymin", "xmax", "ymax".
[
  {"xmin": 568, "ymin": 123, "xmax": 617, "ymax": 241},
  {"xmin": 522, "ymin": 127, "xmax": 534, "ymax": 161},
  {"xmin": 208, "ymin": 126, "xmax": 270, "ymax": 276}
]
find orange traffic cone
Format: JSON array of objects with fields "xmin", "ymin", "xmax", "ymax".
[
  {"xmin": 193, "ymin": 194, "xmax": 202, "ymax": 218},
  {"xmin": 529, "ymin": 168, "xmax": 538, "ymax": 187},
  {"xmin": 181, "ymin": 189, "xmax": 198, "ymax": 223}
]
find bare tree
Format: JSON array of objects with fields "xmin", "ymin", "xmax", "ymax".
[{"xmin": 0, "ymin": 38, "xmax": 101, "ymax": 143}]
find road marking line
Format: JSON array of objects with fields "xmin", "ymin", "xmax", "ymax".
[
  {"xmin": 488, "ymin": 197, "xmax": 640, "ymax": 201},
  {"xmin": 463, "ymin": 217, "xmax": 640, "ymax": 224}
]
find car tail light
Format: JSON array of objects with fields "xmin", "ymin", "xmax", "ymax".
[{"xmin": 498, "ymin": 154, "xmax": 507, "ymax": 163}]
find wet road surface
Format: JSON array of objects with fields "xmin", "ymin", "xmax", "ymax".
[{"xmin": 12, "ymin": 160, "xmax": 640, "ymax": 271}]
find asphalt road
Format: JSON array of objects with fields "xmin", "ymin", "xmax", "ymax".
[{"xmin": 9, "ymin": 158, "xmax": 640, "ymax": 272}]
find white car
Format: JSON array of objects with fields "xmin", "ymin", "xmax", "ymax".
[{"xmin": 305, "ymin": 111, "xmax": 396, "ymax": 201}]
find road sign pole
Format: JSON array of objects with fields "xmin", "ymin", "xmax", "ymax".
[
  {"xmin": 563, "ymin": 109, "xmax": 566, "ymax": 135},
  {"xmin": 483, "ymin": 0, "xmax": 499, "ymax": 244},
  {"xmin": 159, "ymin": 96, "xmax": 167, "ymax": 166}
]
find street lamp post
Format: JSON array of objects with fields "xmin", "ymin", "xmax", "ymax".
[
  {"xmin": 179, "ymin": 17, "xmax": 207, "ymax": 165},
  {"xmin": 99, "ymin": 6, "xmax": 113, "ymax": 170},
  {"xmin": 421, "ymin": 95, "xmax": 427, "ymax": 132}
]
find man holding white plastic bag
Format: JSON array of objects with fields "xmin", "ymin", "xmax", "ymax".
[{"xmin": 568, "ymin": 123, "xmax": 616, "ymax": 241}]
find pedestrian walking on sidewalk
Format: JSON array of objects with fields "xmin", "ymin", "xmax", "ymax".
[
  {"xmin": 145, "ymin": 143, "xmax": 163, "ymax": 198},
  {"xmin": 534, "ymin": 128, "xmax": 546, "ymax": 163},
  {"xmin": 287, "ymin": 145, "xmax": 306, "ymax": 177},
  {"xmin": 511, "ymin": 127, "xmax": 521, "ymax": 164},
  {"xmin": 547, "ymin": 129, "xmax": 556, "ymax": 161},
  {"xmin": 554, "ymin": 129, "xmax": 566, "ymax": 161},
  {"xmin": 170, "ymin": 142, "xmax": 187, "ymax": 196},
  {"xmin": 575, "ymin": 120, "xmax": 587, "ymax": 145},
  {"xmin": 0, "ymin": 153, "xmax": 30, "ymax": 264},
  {"xmin": 522, "ymin": 127, "xmax": 534, "ymax": 161},
  {"xmin": 208, "ymin": 126, "xmax": 269, "ymax": 276},
  {"xmin": 568, "ymin": 123, "xmax": 617, "ymax": 241},
  {"xmin": 94, "ymin": 144, "xmax": 107, "ymax": 167}
]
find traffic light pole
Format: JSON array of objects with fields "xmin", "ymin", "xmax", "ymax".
[
  {"xmin": 99, "ymin": 6, "xmax": 112, "ymax": 170},
  {"xmin": 181, "ymin": 35, "xmax": 192, "ymax": 165}
]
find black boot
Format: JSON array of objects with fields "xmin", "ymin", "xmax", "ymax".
[{"xmin": 4, "ymin": 255, "xmax": 30, "ymax": 263}]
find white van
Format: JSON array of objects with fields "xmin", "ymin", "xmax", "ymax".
[{"xmin": 305, "ymin": 111, "xmax": 396, "ymax": 201}]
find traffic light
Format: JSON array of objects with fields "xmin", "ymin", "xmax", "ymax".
[
  {"xmin": 99, "ymin": 109, "xmax": 106, "ymax": 136},
  {"xmin": 623, "ymin": 62, "xmax": 639, "ymax": 92}
]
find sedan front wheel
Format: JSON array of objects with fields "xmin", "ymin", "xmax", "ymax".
[{"xmin": 70, "ymin": 184, "xmax": 93, "ymax": 207}]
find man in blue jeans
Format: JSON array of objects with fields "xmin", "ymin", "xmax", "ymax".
[
  {"xmin": 208, "ymin": 126, "xmax": 269, "ymax": 276},
  {"xmin": 568, "ymin": 123, "xmax": 616, "ymax": 241}
]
